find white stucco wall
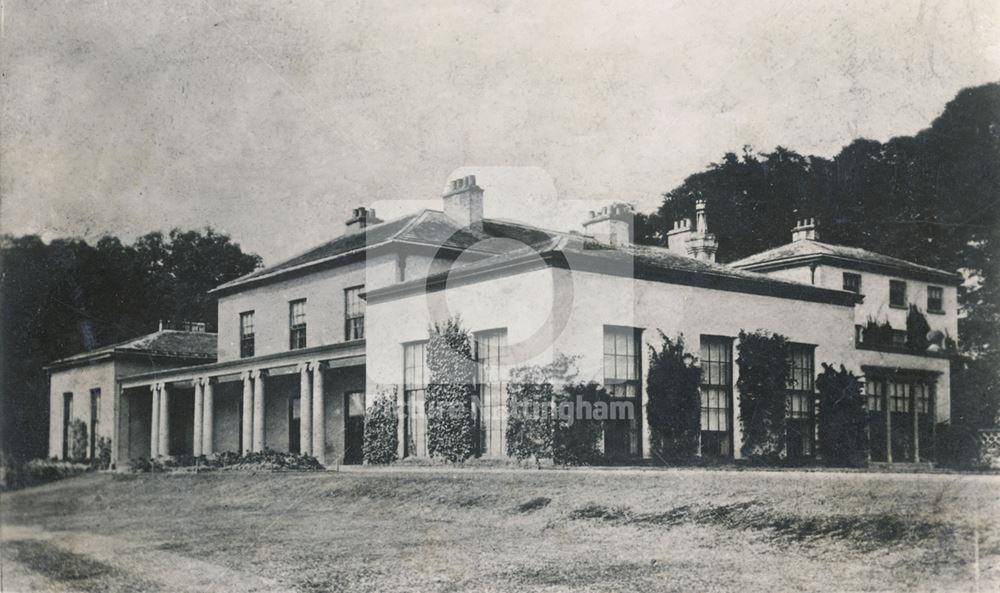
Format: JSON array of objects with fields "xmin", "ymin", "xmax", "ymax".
[
  {"xmin": 812, "ymin": 264, "xmax": 959, "ymax": 339},
  {"xmin": 48, "ymin": 361, "xmax": 116, "ymax": 459},
  {"xmin": 367, "ymin": 261, "xmax": 953, "ymax": 460}
]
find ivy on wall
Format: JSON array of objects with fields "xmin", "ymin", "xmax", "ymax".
[
  {"xmin": 815, "ymin": 363, "xmax": 868, "ymax": 467},
  {"xmin": 363, "ymin": 387, "xmax": 399, "ymax": 465},
  {"xmin": 645, "ymin": 332, "xmax": 702, "ymax": 464},
  {"xmin": 736, "ymin": 330, "xmax": 791, "ymax": 461},
  {"xmin": 425, "ymin": 318, "xmax": 477, "ymax": 463},
  {"xmin": 553, "ymin": 381, "xmax": 607, "ymax": 466}
]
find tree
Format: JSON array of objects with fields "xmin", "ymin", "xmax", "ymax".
[
  {"xmin": 645, "ymin": 332, "xmax": 702, "ymax": 464},
  {"xmin": 424, "ymin": 318, "xmax": 477, "ymax": 462},
  {"xmin": 815, "ymin": 364, "xmax": 868, "ymax": 467},
  {"xmin": 0, "ymin": 228, "xmax": 260, "ymax": 461},
  {"xmin": 736, "ymin": 330, "xmax": 791, "ymax": 461}
]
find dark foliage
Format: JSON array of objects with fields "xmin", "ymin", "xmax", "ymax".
[
  {"xmin": 645, "ymin": 332, "xmax": 702, "ymax": 464},
  {"xmin": 363, "ymin": 388, "xmax": 399, "ymax": 465},
  {"xmin": 552, "ymin": 382, "xmax": 608, "ymax": 466},
  {"xmin": 815, "ymin": 363, "xmax": 868, "ymax": 467},
  {"xmin": 127, "ymin": 449, "xmax": 324, "ymax": 472},
  {"xmin": 939, "ymin": 355, "xmax": 1000, "ymax": 467},
  {"xmin": 68, "ymin": 419, "xmax": 88, "ymax": 463},
  {"xmin": 736, "ymin": 330, "xmax": 791, "ymax": 460},
  {"xmin": 905, "ymin": 305, "xmax": 931, "ymax": 353},
  {"xmin": 425, "ymin": 318, "xmax": 477, "ymax": 462},
  {"xmin": 0, "ymin": 230, "xmax": 260, "ymax": 461},
  {"xmin": 645, "ymin": 83, "xmax": 1000, "ymax": 445},
  {"xmin": 505, "ymin": 357, "xmax": 568, "ymax": 463}
]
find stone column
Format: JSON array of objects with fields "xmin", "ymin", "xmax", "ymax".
[
  {"xmin": 158, "ymin": 383, "xmax": 170, "ymax": 457},
  {"xmin": 311, "ymin": 361, "xmax": 325, "ymax": 463},
  {"xmin": 193, "ymin": 379, "xmax": 204, "ymax": 457},
  {"xmin": 299, "ymin": 364, "xmax": 312, "ymax": 456},
  {"xmin": 241, "ymin": 372, "xmax": 253, "ymax": 453},
  {"xmin": 150, "ymin": 384, "xmax": 160, "ymax": 458},
  {"xmin": 252, "ymin": 369, "xmax": 266, "ymax": 452},
  {"xmin": 203, "ymin": 379, "xmax": 214, "ymax": 455}
]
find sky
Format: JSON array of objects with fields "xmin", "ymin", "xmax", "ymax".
[{"xmin": 2, "ymin": 0, "xmax": 998, "ymax": 265}]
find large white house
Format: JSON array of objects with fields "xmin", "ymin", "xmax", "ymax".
[{"xmin": 48, "ymin": 175, "xmax": 961, "ymax": 467}]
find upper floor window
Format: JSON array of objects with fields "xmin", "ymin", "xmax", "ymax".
[
  {"xmin": 889, "ymin": 280, "xmax": 907, "ymax": 308},
  {"xmin": 927, "ymin": 286, "xmax": 944, "ymax": 313},
  {"xmin": 842, "ymin": 272, "xmax": 862, "ymax": 294},
  {"xmin": 289, "ymin": 299, "xmax": 307, "ymax": 350},
  {"xmin": 239, "ymin": 311, "xmax": 255, "ymax": 358},
  {"xmin": 344, "ymin": 286, "xmax": 365, "ymax": 341}
]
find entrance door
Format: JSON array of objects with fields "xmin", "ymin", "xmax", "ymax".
[
  {"xmin": 288, "ymin": 397, "xmax": 301, "ymax": 454},
  {"xmin": 343, "ymin": 391, "xmax": 366, "ymax": 464}
]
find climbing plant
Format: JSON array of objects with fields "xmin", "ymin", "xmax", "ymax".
[
  {"xmin": 815, "ymin": 363, "xmax": 868, "ymax": 467},
  {"xmin": 363, "ymin": 387, "xmax": 399, "ymax": 465},
  {"xmin": 425, "ymin": 318, "xmax": 477, "ymax": 462},
  {"xmin": 645, "ymin": 332, "xmax": 702, "ymax": 464},
  {"xmin": 736, "ymin": 330, "xmax": 791, "ymax": 461}
]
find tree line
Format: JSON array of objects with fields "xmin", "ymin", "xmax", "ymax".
[{"xmin": 0, "ymin": 230, "xmax": 261, "ymax": 460}]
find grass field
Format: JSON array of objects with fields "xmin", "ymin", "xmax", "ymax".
[{"xmin": 1, "ymin": 467, "xmax": 998, "ymax": 592}]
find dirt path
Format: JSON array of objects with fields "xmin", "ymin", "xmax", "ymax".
[{"xmin": 1, "ymin": 524, "xmax": 296, "ymax": 593}]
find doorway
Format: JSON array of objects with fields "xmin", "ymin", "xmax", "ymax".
[{"xmin": 343, "ymin": 391, "xmax": 365, "ymax": 464}]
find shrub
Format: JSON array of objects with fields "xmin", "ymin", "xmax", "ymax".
[
  {"xmin": 126, "ymin": 449, "xmax": 325, "ymax": 472},
  {"xmin": 364, "ymin": 387, "xmax": 399, "ymax": 465},
  {"xmin": 1, "ymin": 455, "xmax": 90, "ymax": 491},
  {"xmin": 94, "ymin": 437, "xmax": 112, "ymax": 470},
  {"xmin": 68, "ymin": 419, "xmax": 88, "ymax": 463},
  {"xmin": 646, "ymin": 332, "xmax": 701, "ymax": 464},
  {"xmin": 553, "ymin": 382, "xmax": 607, "ymax": 465},
  {"xmin": 736, "ymin": 330, "xmax": 791, "ymax": 461},
  {"xmin": 816, "ymin": 363, "xmax": 868, "ymax": 467},
  {"xmin": 425, "ymin": 318, "xmax": 477, "ymax": 463},
  {"xmin": 505, "ymin": 355, "xmax": 578, "ymax": 463},
  {"xmin": 906, "ymin": 305, "xmax": 931, "ymax": 352}
]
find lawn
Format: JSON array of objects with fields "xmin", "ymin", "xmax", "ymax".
[{"xmin": 1, "ymin": 467, "xmax": 997, "ymax": 592}]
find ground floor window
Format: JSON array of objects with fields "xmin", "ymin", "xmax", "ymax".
[
  {"xmin": 62, "ymin": 392, "xmax": 73, "ymax": 459},
  {"xmin": 474, "ymin": 329, "xmax": 507, "ymax": 457},
  {"xmin": 403, "ymin": 341, "xmax": 428, "ymax": 458},
  {"xmin": 603, "ymin": 325, "xmax": 642, "ymax": 459},
  {"xmin": 699, "ymin": 336, "xmax": 733, "ymax": 458},
  {"xmin": 865, "ymin": 370, "xmax": 936, "ymax": 463},
  {"xmin": 786, "ymin": 344, "xmax": 816, "ymax": 460},
  {"xmin": 89, "ymin": 388, "xmax": 101, "ymax": 459}
]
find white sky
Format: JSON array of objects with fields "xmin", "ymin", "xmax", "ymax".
[{"xmin": 2, "ymin": 0, "xmax": 998, "ymax": 264}]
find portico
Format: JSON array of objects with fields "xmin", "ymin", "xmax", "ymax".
[{"xmin": 117, "ymin": 341, "xmax": 365, "ymax": 466}]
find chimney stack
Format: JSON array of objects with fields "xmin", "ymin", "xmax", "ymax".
[
  {"xmin": 685, "ymin": 199, "xmax": 718, "ymax": 262},
  {"xmin": 666, "ymin": 217, "xmax": 692, "ymax": 255},
  {"xmin": 346, "ymin": 207, "xmax": 382, "ymax": 230},
  {"xmin": 582, "ymin": 202, "xmax": 634, "ymax": 247},
  {"xmin": 791, "ymin": 217, "xmax": 818, "ymax": 242},
  {"xmin": 442, "ymin": 175, "xmax": 484, "ymax": 230}
]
